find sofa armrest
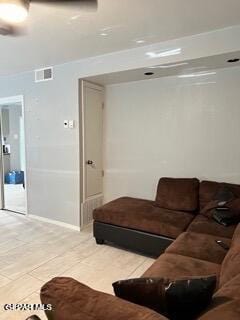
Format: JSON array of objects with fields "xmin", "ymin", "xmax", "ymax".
[{"xmin": 40, "ymin": 277, "xmax": 168, "ymax": 320}]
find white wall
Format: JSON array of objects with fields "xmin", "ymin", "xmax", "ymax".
[
  {"xmin": 104, "ymin": 66, "xmax": 240, "ymax": 202},
  {"xmin": 0, "ymin": 72, "xmax": 80, "ymax": 226}
]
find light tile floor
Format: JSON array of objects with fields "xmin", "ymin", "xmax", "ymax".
[
  {"xmin": 4, "ymin": 184, "xmax": 26, "ymax": 214},
  {"xmin": 0, "ymin": 210, "xmax": 155, "ymax": 320}
]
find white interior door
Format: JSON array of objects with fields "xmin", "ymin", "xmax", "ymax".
[{"xmin": 83, "ymin": 81, "xmax": 104, "ymax": 200}]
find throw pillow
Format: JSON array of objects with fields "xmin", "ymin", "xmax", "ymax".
[
  {"xmin": 113, "ymin": 275, "xmax": 216, "ymax": 320},
  {"xmin": 213, "ymin": 209, "xmax": 240, "ymax": 226},
  {"xmin": 201, "ymin": 185, "xmax": 240, "ymax": 226}
]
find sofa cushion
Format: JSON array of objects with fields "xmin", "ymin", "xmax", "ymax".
[
  {"xmin": 93, "ymin": 197, "xmax": 194, "ymax": 239},
  {"xmin": 232, "ymin": 223, "xmax": 240, "ymax": 247},
  {"xmin": 198, "ymin": 275, "xmax": 240, "ymax": 319},
  {"xmin": 214, "ymin": 274, "xmax": 240, "ymax": 301},
  {"xmin": 142, "ymin": 253, "xmax": 221, "ymax": 280},
  {"xmin": 155, "ymin": 177, "xmax": 199, "ymax": 212},
  {"xmin": 220, "ymin": 245, "xmax": 240, "ymax": 287},
  {"xmin": 40, "ymin": 277, "xmax": 166, "ymax": 320},
  {"xmin": 197, "ymin": 300, "xmax": 240, "ymax": 320},
  {"xmin": 166, "ymin": 232, "xmax": 231, "ymax": 264},
  {"xmin": 187, "ymin": 214, "xmax": 236, "ymax": 239},
  {"xmin": 199, "ymin": 180, "xmax": 240, "ymax": 212}
]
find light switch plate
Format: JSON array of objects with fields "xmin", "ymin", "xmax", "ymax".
[{"xmin": 69, "ymin": 120, "xmax": 75, "ymax": 129}]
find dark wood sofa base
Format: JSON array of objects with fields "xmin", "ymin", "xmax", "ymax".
[{"xmin": 93, "ymin": 221, "xmax": 174, "ymax": 257}]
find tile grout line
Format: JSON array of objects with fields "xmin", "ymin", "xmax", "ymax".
[{"xmin": 26, "ymin": 238, "xmax": 95, "ymax": 276}]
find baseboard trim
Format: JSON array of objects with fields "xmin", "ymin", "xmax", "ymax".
[{"xmin": 29, "ymin": 214, "xmax": 80, "ymax": 231}]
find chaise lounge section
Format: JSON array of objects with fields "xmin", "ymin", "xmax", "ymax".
[{"xmin": 93, "ymin": 195, "xmax": 197, "ymax": 256}]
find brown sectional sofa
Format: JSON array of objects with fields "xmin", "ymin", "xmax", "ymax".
[
  {"xmin": 39, "ymin": 178, "xmax": 240, "ymax": 320},
  {"xmin": 93, "ymin": 178, "xmax": 239, "ymax": 256},
  {"xmin": 41, "ymin": 223, "xmax": 240, "ymax": 320}
]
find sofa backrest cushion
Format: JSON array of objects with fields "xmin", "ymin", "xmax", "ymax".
[
  {"xmin": 214, "ymin": 273, "xmax": 240, "ymax": 301},
  {"xmin": 232, "ymin": 223, "xmax": 240, "ymax": 247},
  {"xmin": 199, "ymin": 180, "xmax": 240, "ymax": 212},
  {"xmin": 197, "ymin": 299, "xmax": 240, "ymax": 320},
  {"xmin": 219, "ymin": 245, "xmax": 240, "ymax": 287},
  {"xmin": 155, "ymin": 177, "xmax": 199, "ymax": 212},
  {"xmin": 198, "ymin": 274, "xmax": 240, "ymax": 319}
]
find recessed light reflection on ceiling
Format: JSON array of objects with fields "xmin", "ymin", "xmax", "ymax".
[
  {"xmin": 136, "ymin": 39, "xmax": 145, "ymax": 44},
  {"xmin": 149, "ymin": 62, "xmax": 188, "ymax": 69},
  {"xmin": 194, "ymin": 81, "xmax": 216, "ymax": 86},
  {"xmin": 146, "ymin": 48, "xmax": 181, "ymax": 59},
  {"xmin": 70, "ymin": 15, "xmax": 81, "ymax": 21},
  {"xmin": 99, "ymin": 27, "xmax": 114, "ymax": 37},
  {"xmin": 185, "ymin": 66, "xmax": 207, "ymax": 72},
  {"xmin": 178, "ymin": 71, "xmax": 216, "ymax": 78}
]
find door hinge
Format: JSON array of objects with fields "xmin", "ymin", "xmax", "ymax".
[
  {"xmin": 102, "ymin": 103, "xmax": 104, "ymax": 109},
  {"xmin": 102, "ymin": 170, "xmax": 104, "ymax": 177}
]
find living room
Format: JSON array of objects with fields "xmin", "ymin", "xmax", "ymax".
[{"xmin": 0, "ymin": 1, "xmax": 239, "ymax": 319}]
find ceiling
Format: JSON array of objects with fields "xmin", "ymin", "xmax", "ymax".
[
  {"xmin": 1, "ymin": 0, "xmax": 240, "ymax": 77},
  {"xmin": 85, "ymin": 52, "xmax": 240, "ymax": 85}
]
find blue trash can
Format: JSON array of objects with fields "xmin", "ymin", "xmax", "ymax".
[{"xmin": 5, "ymin": 171, "xmax": 24, "ymax": 184}]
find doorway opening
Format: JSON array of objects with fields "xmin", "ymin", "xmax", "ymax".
[{"xmin": 0, "ymin": 95, "xmax": 27, "ymax": 215}]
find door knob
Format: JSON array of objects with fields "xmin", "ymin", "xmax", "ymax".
[{"xmin": 86, "ymin": 160, "xmax": 96, "ymax": 168}]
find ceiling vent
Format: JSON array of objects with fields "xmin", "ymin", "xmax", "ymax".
[{"xmin": 35, "ymin": 67, "xmax": 53, "ymax": 83}]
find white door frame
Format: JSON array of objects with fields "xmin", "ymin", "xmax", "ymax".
[{"xmin": 0, "ymin": 95, "xmax": 28, "ymax": 215}]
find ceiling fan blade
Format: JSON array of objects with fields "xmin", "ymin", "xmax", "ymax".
[
  {"xmin": 0, "ymin": 0, "xmax": 97, "ymax": 37},
  {"xmin": 31, "ymin": 0, "xmax": 95, "ymax": 2},
  {"xmin": 0, "ymin": 23, "xmax": 24, "ymax": 36},
  {"xmin": 31, "ymin": 0, "xmax": 97, "ymax": 9}
]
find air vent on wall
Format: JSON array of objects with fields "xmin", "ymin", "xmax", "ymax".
[{"xmin": 35, "ymin": 67, "xmax": 53, "ymax": 83}]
